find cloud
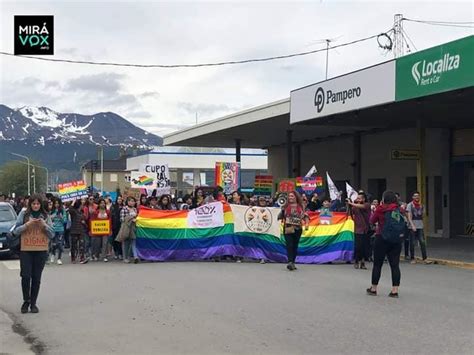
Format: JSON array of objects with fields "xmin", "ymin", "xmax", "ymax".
[
  {"xmin": 128, "ymin": 110, "xmax": 153, "ymax": 119},
  {"xmin": 65, "ymin": 73, "xmax": 126, "ymax": 93},
  {"xmin": 177, "ymin": 102, "xmax": 239, "ymax": 116},
  {"xmin": 139, "ymin": 91, "xmax": 160, "ymax": 99}
]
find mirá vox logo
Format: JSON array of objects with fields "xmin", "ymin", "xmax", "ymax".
[
  {"xmin": 411, "ymin": 52, "xmax": 460, "ymax": 86},
  {"xmin": 14, "ymin": 15, "xmax": 54, "ymax": 55}
]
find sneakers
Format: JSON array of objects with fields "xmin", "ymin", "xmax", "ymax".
[
  {"xmin": 50, "ymin": 255, "xmax": 55, "ymax": 264},
  {"xmin": 423, "ymin": 259, "xmax": 433, "ymax": 265},
  {"xmin": 366, "ymin": 288, "xmax": 377, "ymax": 296},
  {"xmin": 103, "ymin": 258, "xmax": 108, "ymax": 262},
  {"xmin": 57, "ymin": 259, "xmax": 63, "ymax": 265},
  {"xmin": 388, "ymin": 292, "xmax": 399, "ymax": 298},
  {"xmin": 236, "ymin": 259, "xmax": 242, "ymax": 263},
  {"xmin": 21, "ymin": 302, "xmax": 30, "ymax": 314},
  {"xmin": 360, "ymin": 262, "xmax": 367, "ymax": 270},
  {"xmin": 133, "ymin": 258, "xmax": 139, "ymax": 264},
  {"xmin": 123, "ymin": 259, "xmax": 130, "ymax": 264},
  {"xmin": 354, "ymin": 262, "xmax": 360, "ymax": 269},
  {"xmin": 92, "ymin": 256, "xmax": 98, "ymax": 262},
  {"xmin": 30, "ymin": 304, "xmax": 39, "ymax": 313},
  {"xmin": 259, "ymin": 259, "xmax": 266, "ymax": 264},
  {"xmin": 80, "ymin": 257, "xmax": 89, "ymax": 264},
  {"xmin": 410, "ymin": 260, "xmax": 416, "ymax": 264},
  {"xmin": 286, "ymin": 262, "xmax": 296, "ymax": 271}
]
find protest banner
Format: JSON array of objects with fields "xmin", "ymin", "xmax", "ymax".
[
  {"xmin": 58, "ymin": 180, "xmax": 88, "ymax": 202},
  {"xmin": 253, "ymin": 175, "xmax": 273, "ymax": 196},
  {"xmin": 296, "ymin": 176, "xmax": 324, "ymax": 195},
  {"xmin": 90, "ymin": 219, "xmax": 111, "ymax": 236},
  {"xmin": 277, "ymin": 179, "xmax": 296, "ymax": 193},
  {"xmin": 187, "ymin": 202, "xmax": 224, "ymax": 228},
  {"xmin": 20, "ymin": 224, "xmax": 49, "ymax": 251},
  {"xmin": 130, "ymin": 171, "xmax": 157, "ymax": 189},
  {"xmin": 136, "ymin": 206, "xmax": 354, "ymax": 263},
  {"xmin": 139, "ymin": 164, "xmax": 171, "ymax": 195},
  {"xmin": 231, "ymin": 204, "xmax": 281, "ymax": 238},
  {"xmin": 215, "ymin": 162, "xmax": 240, "ymax": 195}
]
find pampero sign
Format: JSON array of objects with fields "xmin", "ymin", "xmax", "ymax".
[
  {"xmin": 396, "ymin": 36, "xmax": 474, "ymax": 101},
  {"xmin": 290, "ymin": 61, "xmax": 395, "ymax": 124}
]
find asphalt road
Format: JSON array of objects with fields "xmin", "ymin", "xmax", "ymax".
[{"xmin": 0, "ymin": 258, "xmax": 473, "ymax": 355}]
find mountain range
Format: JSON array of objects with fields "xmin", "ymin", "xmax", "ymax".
[{"xmin": 0, "ymin": 105, "xmax": 162, "ymax": 172}]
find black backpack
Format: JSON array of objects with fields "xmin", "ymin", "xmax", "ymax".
[{"xmin": 382, "ymin": 208, "xmax": 405, "ymax": 244}]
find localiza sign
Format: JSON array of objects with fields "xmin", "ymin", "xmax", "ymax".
[
  {"xmin": 290, "ymin": 61, "xmax": 395, "ymax": 124},
  {"xmin": 396, "ymin": 35, "xmax": 474, "ymax": 101}
]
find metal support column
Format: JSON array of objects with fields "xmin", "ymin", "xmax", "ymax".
[
  {"xmin": 235, "ymin": 139, "xmax": 241, "ymax": 163},
  {"xmin": 416, "ymin": 120, "xmax": 428, "ymax": 238}
]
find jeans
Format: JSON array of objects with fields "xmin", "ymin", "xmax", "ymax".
[
  {"xmin": 371, "ymin": 236, "xmax": 402, "ymax": 287},
  {"xmin": 20, "ymin": 251, "xmax": 47, "ymax": 305},
  {"xmin": 50, "ymin": 232, "xmax": 64, "ymax": 260},
  {"xmin": 410, "ymin": 229, "xmax": 427, "ymax": 260},
  {"xmin": 70, "ymin": 233, "xmax": 85, "ymax": 261},
  {"xmin": 91, "ymin": 236, "xmax": 109, "ymax": 259},
  {"xmin": 284, "ymin": 229, "xmax": 302, "ymax": 263},
  {"xmin": 122, "ymin": 239, "xmax": 137, "ymax": 260},
  {"xmin": 354, "ymin": 233, "xmax": 369, "ymax": 262},
  {"xmin": 403, "ymin": 226, "xmax": 410, "ymax": 258}
]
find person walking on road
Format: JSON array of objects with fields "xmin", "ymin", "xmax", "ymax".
[
  {"xmin": 367, "ymin": 191, "xmax": 406, "ymax": 298},
  {"xmin": 13, "ymin": 194, "xmax": 54, "ymax": 314},
  {"xmin": 49, "ymin": 198, "xmax": 67, "ymax": 265},
  {"xmin": 69, "ymin": 200, "xmax": 87, "ymax": 264},
  {"xmin": 347, "ymin": 192, "xmax": 371, "ymax": 270},
  {"xmin": 406, "ymin": 192, "xmax": 432, "ymax": 265},
  {"xmin": 91, "ymin": 198, "xmax": 112, "ymax": 262},
  {"xmin": 119, "ymin": 197, "xmax": 138, "ymax": 264},
  {"xmin": 278, "ymin": 191, "xmax": 309, "ymax": 271}
]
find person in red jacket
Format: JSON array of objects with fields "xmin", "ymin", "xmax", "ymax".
[{"xmin": 367, "ymin": 191, "xmax": 403, "ymax": 298}]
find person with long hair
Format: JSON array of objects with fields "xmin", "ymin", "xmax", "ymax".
[
  {"xmin": 91, "ymin": 198, "xmax": 112, "ymax": 262},
  {"xmin": 278, "ymin": 191, "xmax": 309, "ymax": 271},
  {"xmin": 13, "ymin": 194, "xmax": 54, "ymax": 313},
  {"xmin": 69, "ymin": 199, "xmax": 87, "ymax": 264},
  {"xmin": 49, "ymin": 198, "xmax": 67, "ymax": 265},
  {"xmin": 120, "ymin": 196, "xmax": 138, "ymax": 263},
  {"xmin": 347, "ymin": 192, "xmax": 371, "ymax": 270},
  {"xmin": 158, "ymin": 195, "xmax": 175, "ymax": 210},
  {"xmin": 367, "ymin": 191, "xmax": 404, "ymax": 298},
  {"xmin": 111, "ymin": 195, "xmax": 124, "ymax": 260}
]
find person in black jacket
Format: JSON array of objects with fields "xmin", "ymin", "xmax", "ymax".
[
  {"xmin": 111, "ymin": 195, "xmax": 124, "ymax": 260},
  {"xmin": 307, "ymin": 193, "xmax": 322, "ymax": 212},
  {"xmin": 69, "ymin": 200, "xmax": 87, "ymax": 264}
]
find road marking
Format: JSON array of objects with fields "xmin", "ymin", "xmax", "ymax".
[{"xmin": 1, "ymin": 260, "xmax": 20, "ymax": 270}]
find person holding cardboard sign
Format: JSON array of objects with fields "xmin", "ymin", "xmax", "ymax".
[
  {"xmin": 90, "ymin": 198, "xmax": 112, "ymax": 262},
  {"xmin": 13, "ymin": 194, "xmax": 54, "ymax": 314}
]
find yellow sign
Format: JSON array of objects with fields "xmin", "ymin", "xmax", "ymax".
[
  {"xmin": 21, "ymin": 225, "xmax": 49, "ymax": 251},
  {"xmin": 391, "ymin": 149, "xmax": 420, "ymax": 160},
  {"xmin": 90, "ymin": 219, "xmax": 111, "ymax": 236}
]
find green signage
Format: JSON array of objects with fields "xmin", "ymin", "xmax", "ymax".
[{"xmin": 396, "ymin": 36, "xmax": 474, "ymax": 101}]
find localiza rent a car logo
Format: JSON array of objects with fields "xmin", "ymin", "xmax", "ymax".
[
  {"xmin": 411, "ymin": 52, "xmax": 460, "ymax": 86},
  {"xmin": 314, "ymin": 86, "xmax": 361, "ymax": 113},
  {"xmin": 14, "ymin": 15, "xmax": 54, "ymax": 55}
]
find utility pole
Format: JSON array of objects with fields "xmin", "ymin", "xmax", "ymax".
[
  {"xmin": 32, "ymin": 166, "xmax": 36, "ymax": 194},
  {"xmin": 100, "ymin": 146, "xmax": 104, "ymax": 195},
  {"xmin": 393, "ymin": 14, "xmax": 404, "ymax": 58}
]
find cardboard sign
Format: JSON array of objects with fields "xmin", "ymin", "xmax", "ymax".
[
  {"xmin": 90, "ymin": 219, "xmax": 111, "ymax": 236},
  {"xmin": 215, "ymin": 162, "xmax": 240, "ymax": 195},
  {"xmin": 139, "ymin": 164, "xmax": 171, "ymax": 196},
  {"xmin": 21, "ymin": 225, "xmax": 49, "ymax": 251}
]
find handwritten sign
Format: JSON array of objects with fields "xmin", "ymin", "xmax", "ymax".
[
  {"xmin": 90, "ymin": 219, "xmax": 111, "ymax": 236},
  {"xmin": 139, "ymin": 164, "xmax": 171, "ymax": 196},
  {"xmin": 21, "ymin": 225, "xmax": 48, "ymax": 251}
]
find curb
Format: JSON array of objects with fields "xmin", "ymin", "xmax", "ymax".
[{"xmin": 415, "ymin": 257, "xmax": 474, "ymax": 270}]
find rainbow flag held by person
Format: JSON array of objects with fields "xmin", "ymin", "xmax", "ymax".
[
  {"xmin": 215, "ymin": 162, "xmax": 240, "ymax": 195},
  {"xmin": 136, "ymin": 205, "xmax": 354, "ymax": 264}
]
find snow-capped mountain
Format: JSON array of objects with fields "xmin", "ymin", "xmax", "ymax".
[{"xmin": 0, "ymin": 104, "xmax": 162, "ymax": 147}]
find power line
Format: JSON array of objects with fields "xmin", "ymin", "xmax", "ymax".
[
  {"xmin": 0, "ymin": 30, "xmax": 392, "ymax": 69},
  {"xmin": 402, "ymin": 18, "xmax": 474, "ymax": 29},
  {"xmin": 401, "ymin": 28, "xmax": 418, "ymax": 52}
]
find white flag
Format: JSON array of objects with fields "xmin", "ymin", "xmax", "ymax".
[
  {"xmin": 326, "ymin": 172, "xmax": 339, "ymax": 201},
  {"xmin": 305, "ymin": 165, "xmax": 318, "ymax": 178},
  {"xmin": 346, "ymin": 182, "xmax": 358, "ymax": 202}
]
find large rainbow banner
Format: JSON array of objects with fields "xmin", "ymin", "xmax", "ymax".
[{"xmin": 136, "ymin": 205, "xmax": 354, "ymax": 263}]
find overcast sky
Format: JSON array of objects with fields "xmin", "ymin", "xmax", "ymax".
[{"xmin": 0, "ymin": 0, "xmax": 472, "ymax": 136}]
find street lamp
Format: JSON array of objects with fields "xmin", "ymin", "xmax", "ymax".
[{"xmin": 10, "ymin": 152, "xmax": 30, "ymax": 196}]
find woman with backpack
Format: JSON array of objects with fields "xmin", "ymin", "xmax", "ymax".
[
  {"xmin": 367, "ymin": 191, "xmax": 405, "ymax": 298},
  {"xmin": 12, "ymin": 194, "xmax": 54, "ymax": 313}
]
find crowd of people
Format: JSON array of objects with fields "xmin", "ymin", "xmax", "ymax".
[{"xmin": 1, "ymin": 186, "xmax": 431, "ymax": 313}]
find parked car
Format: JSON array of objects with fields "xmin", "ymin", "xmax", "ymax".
[{"xmin": 0, "ymin": 202, "xmax": 18, "ymax": 258}]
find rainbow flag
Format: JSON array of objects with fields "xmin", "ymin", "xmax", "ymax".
[
  {"xmin": 215, "ymin": 162, "xmax": 240, "ymax": 195},
  {"xmin": 136, "ymin": 206, "xmax": 353, "ymax": 263}
]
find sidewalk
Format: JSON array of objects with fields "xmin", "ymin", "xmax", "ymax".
[{"xmin": 420, "ymin": 237, "xmax": 474, "ymax": 268}]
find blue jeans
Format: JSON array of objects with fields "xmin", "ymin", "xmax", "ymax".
[
  {"xmin": 122, "ymin": 239, "xmax": 137, "ymax": 260},
  {"xmin": 410, "ymin": 229, "xmax": 428, "ymax": 260},
  {"xmin": 50, "ymin": 232, "xmax": 64, "ymax": 260}
]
